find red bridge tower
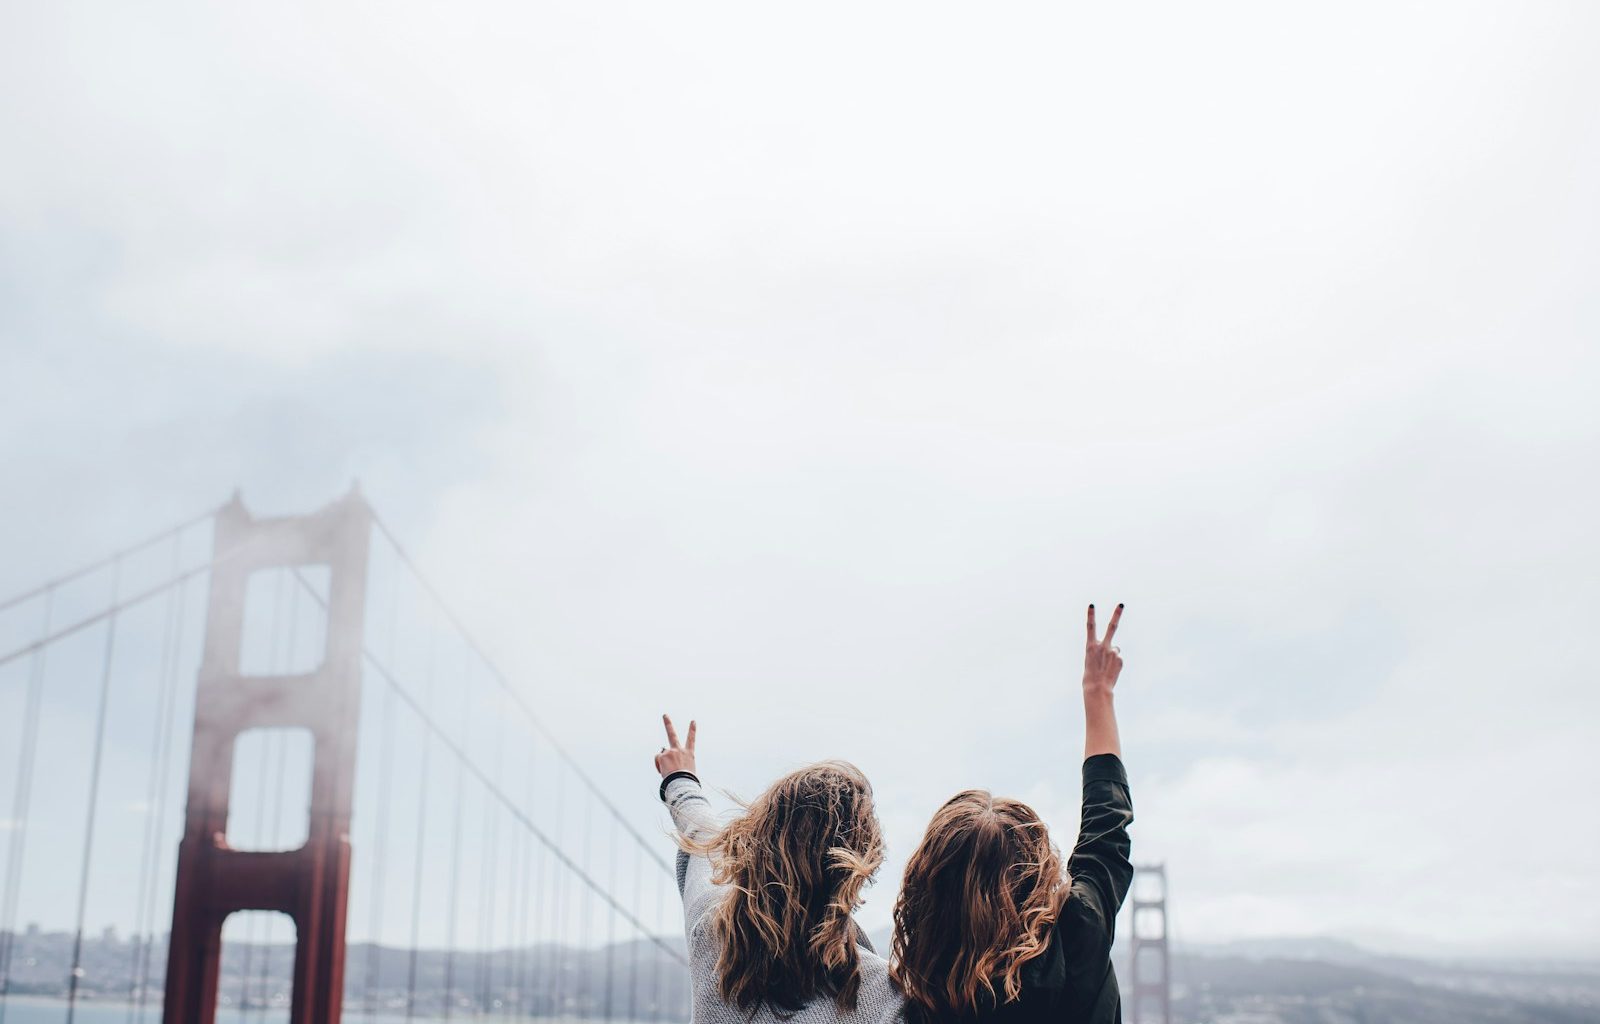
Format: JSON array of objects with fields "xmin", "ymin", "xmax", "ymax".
[{"xmin": 162, "ymin": 490, "xmax": 371, "ymax": 1024}]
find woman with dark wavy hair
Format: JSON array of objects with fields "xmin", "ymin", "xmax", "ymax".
[
  {"xmin": 891, "ymin": 603, "xmax": 1135, "ymax": 1024},
  {"xmin": 653, "ymin": 715, "xmax": 904, "ymax": 1024}
]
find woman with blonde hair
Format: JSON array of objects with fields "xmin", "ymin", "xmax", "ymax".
[
  {"xmin": 891, "ymin": 603, "xmax": 1135, "ymax": 1024},
  {"xmin": 653, "ymin": 715, "xmax": 904, "ymax": 1024}
]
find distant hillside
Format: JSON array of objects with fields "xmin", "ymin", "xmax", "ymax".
[
  {"xmin": 1172, "ymin": 952, "xmax": 1598, "ymax": 1024},
  {"xmin": 4, "ymin": 928, "xmax": 1596, "ymax": 1023},
  {"xmin": 0, "ymin": 928, "xmax": 692, "ymax": 1018}
]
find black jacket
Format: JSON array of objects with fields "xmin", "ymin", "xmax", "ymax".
[{"xmin": 909, "ymin": 754, "xmax": 1135, "ymax": 1024}]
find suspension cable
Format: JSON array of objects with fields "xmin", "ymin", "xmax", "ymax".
[
  {"xmin": 0, "ymin": 591, "xmax": 53, "ymax": 1024},
  {"xmin": 513, "ymin": 747, "xmax": 537, "ymax": 1020},
  {"xmin": 404, "ymin": 624, "xmax": 437, "ymax": 1022},
  {"xmin": 126, "ymin": 535, "xmax": 185, "ymax": 1023},
  {"xmin": 363, "ymin": 561, "xmax": 403, "ymax": 1019},
  {"xmin": 441, "ymin": 655, "xmax": 470, "ymax": 1022},
  {"xmin": 579, "ymin": 799, "xmax": 594, "ymax": 1005},
  {"xmin": 629, "ymin": 844, "xmax": 642, "ymax": 1023},
  {"xmin": 64, "ymin": 558, "xmax": 123, "ymax": 1024},
  {"xmin": 0, "ymin": 524, "xmax": 282, "ymax": 674},
  {"xmin": 477, "ymin": 706, "xmax": 506, "ymax": 1017},
  {"xmin": 287, "ymin": 568, "xmax": 688, "ymax": 965},
  {"xmin": 364, "ymin": 667, "xmax": 396, "ymax": 1016},
  {"xmin": 134, "ymin": 576, "xmax": 189, "ymax": 1023},
  {"xmin": 604, "ymin": 818, "xmax": 618, "ymax": 1023},
  {"xmin": 503, "ymin": 798, "xmax": 520, "ymax": 1023},
  {"xmin": 548, "ymin": 761, "xmax": 568, "ymax": 1015},
  {"xmin": 652, "ymin": 866, "xmax": 666, "ymax": 1020},
  {"xmin": 369, "ymin": 516, "xmax": 674, "ymax": 875},
  {"xmin": 0, "ymin": 507, "xmax": 214, "ymax": 617}
]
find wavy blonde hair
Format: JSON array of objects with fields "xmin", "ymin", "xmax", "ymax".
[
  {"xmin": 890, "ymin": 790, "xmax": 1066, "ymax": 1019},
  {"xmin": 682, "ymin": 761, "xmax": 884, "ymax": 1015}
]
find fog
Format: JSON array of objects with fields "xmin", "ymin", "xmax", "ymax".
[{"xmin": 2, "ymin": 0, "xmax": 1597, "ymax": 960}]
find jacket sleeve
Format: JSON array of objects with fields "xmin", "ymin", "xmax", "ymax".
[
  {"xmin": 662, "ymin": 773, "xmax": 722, "ymax": 932},
  {"xmin": 1064, "ymin": 754, "xmax": 1134, "ymax": 947}
]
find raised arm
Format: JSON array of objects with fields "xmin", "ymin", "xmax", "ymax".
[
  {"xmin": 1083, "ymin": 603, "xmax": 1124, "ymax": 758},
  {"xmin": 1065, "ymin": 603, "xmax": 1134, "ymax": 948},
  {"xmin": 654, "ymin": 714, "xmax": 721, "ymax": 929}
]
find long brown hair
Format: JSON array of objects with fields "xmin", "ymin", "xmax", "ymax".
[
  {"xmin": 890, "ymin": 790, "xmax": 1065, "ymax": 1019},
  {"xmin": 684, "ymin": 761, "xmax": 885, "ymax": 1015}
]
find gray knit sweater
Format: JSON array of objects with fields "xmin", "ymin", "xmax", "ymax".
[{"xmin": 662, "ymin": 775, "xmax": 906, "ymax": 1024}]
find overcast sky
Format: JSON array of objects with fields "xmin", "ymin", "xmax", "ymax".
[{"xmin": 2, "ymin": 0, "xmax": 1598, "ymax": 960}]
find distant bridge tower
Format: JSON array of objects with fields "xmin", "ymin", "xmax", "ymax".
[
  {"xmin": 1128, "ymin": 863, "xmax": 1171, "ymax": 1024},
  {"xmin": 162, "ymin": 490, "xmax": 372, "ymax": 1024}
]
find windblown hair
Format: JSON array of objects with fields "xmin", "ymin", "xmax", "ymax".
[
  {"xmin": 683, "ymin": 761, "xmax": 885, "ymax": 1015},
  {"xmin": 890, "ymin": 790, "xmax": 1066, "ymax": 1020}
]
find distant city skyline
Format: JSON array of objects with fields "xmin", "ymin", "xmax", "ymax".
[{"xmin": 3, "ymin": 924, "xmax": 1593, "ymax": 1024}]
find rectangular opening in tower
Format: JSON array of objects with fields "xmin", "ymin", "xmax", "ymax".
[
  {"xmin": 218, "ymin": 909, "xmax": 297, "ymax": 1019},
  {"xmin": 227, "ymin": 726, "xmax": 315, "ymax": 851},
  {"xmin": 1133, "ymin": 905, "xmax": 1167, "ymax": 940},
  {"xmin": 239, "ymin": 565, "xmax": 331, "ymax": 676}
]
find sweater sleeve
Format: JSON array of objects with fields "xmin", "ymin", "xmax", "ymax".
[
  {"xmin": 662, "ymin": 774, "xmax": 722, "ymax": 932},
  {"xmin": 1064, "ymin": 754, "xmax": 1135, "ymax": 949}
]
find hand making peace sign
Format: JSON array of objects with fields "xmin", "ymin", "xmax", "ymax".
[
  {"xmin": 1084, "ymin": 602, "xmax": 1125, "ymax": 697},
  {"xmin": 654, "ymin": 713, "xmax": 698, "ymax": 777}
]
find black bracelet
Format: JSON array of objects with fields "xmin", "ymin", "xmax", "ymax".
[{"xmin": 659, "ymin": 770, "xmax": 700, "ymax": 802}]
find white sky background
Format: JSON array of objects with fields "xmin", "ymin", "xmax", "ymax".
[{"xmin": 2, "ymin": 0, "xmax": 1598, "ymax": 958}]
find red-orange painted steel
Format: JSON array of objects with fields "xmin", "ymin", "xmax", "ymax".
[{"xmin": 163, "ymin": 490, "xmax": 371, "ymax": 1024}]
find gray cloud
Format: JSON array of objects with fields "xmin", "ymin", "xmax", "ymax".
[{"xmin": 2, "ymin": 0, "xmax": 1596, "ymax": 957}]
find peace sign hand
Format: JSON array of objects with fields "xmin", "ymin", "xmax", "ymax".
[
  {"xmin": 1084, "ymin": 603, "xmax": 1125, "ymax": 697},
  {"xmin": 654, "ymin": 714, "xmax": 698, "ymax": 777}
]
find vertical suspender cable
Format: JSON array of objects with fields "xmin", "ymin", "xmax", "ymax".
[
  {"xmin": 365, "ymin": 673, "xmax": 395, "ymax": 1016},
  {"xmin": 404, "ymin": 626, "xmax": 438, "ymax": 1021},
  {"xmin": 126, "ymin": 536, "xmax": 185, "ymax": 1023},
  {"xmin": 64, "ymin": 558, "xmax": 123, "ymax": 1024},
  {"xmin": 503, "ymin": 803, "xmax": 520, "ymax": 1023},
  {"xmin": 135, "ymin": 574, "xmax": 191, "ymax": 1023},
  {"xmin": 442, "ymin": 650, "xmax": 471, "ymax": 1022},
  {"xmin": 0, "ymin": 589, "xmax": 54, "ymax": 1024},
  {"xmin": 478, "ymin": 709, "xmax": 506, "ymax": 1017},
  {"xmin": 628, "ymin": 847, "xmax": 641, "ymax": 1024},
  {"xmin": 579, "ymin": 800, "xmax": 593, "ymax": 1018},
  {"xmin": 364, "ymin": 564, "xmax": 402, "ymax": 1019},
  {"xmin": 603, "ymin": 819, "xmax": 617, "ymax": 1023},
  {"xmin": 528, "ymin": 739, "xmax": 547, "ymax": 1017},
  {"xmin": 652, "ymin": 870, "xmax": 666, "ymax": 1021},
  {"xmin": 515, "ymin": 744, "xmax": 538, "ymax": 1019},
  {"xmin": 530, "ymin": 746, "xmax": 551, "ymax": 1020},
  {"xmin": 547, "ymin": 762, "xmax": 567, "ymax": 1019},
  {"xmin": 500, "ymin": 741, "xmax": 517, "ymax": 1024}
]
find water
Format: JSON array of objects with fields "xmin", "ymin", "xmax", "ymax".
[
  {"xmin": 0, "ymin": 1000, "xmax": 428, "ymax": 1024},
  {"xmin": 0, "ymin": 1001, "xmax": 638, "ymax": 1024}
]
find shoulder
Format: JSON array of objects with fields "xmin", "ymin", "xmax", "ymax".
[
  {"xmin": 1055, "ymin": 883, "xmax": 1114, "ymax": 962},
  {"xmin": 851, "ymin": 948, "xmax": 908, "ymax": 1023}
]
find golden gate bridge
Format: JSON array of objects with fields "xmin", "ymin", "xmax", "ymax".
[{"xmin": 0, "ymin": 489, "xmax": 691, "ymax": 1024}]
